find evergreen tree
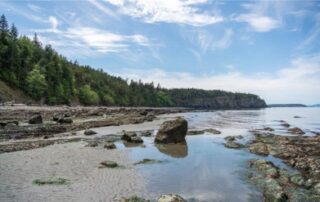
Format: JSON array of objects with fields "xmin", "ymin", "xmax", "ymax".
[
  {"xmin": 0, "ymin": 14, "xmax": 9, "ymax": 33},
  {"xmin": 10, "ymin": 23, "xmax": 18, "ymax": 39}
]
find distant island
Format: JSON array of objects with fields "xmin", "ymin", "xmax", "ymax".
[
  {"xmin": 0, "ymin": 15, "xmax": 266, "ymax": 109},
  {"xmin": 268, "ymin": 104, "xmax": 307, "ymax": 107}
]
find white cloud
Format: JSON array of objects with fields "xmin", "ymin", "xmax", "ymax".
[
  {"xmin": 235, "ymin": 14, "xmax": 280, "ymax": 32},
  {"xmin": 111, "ymin": 54, "xmax": 320, "ymax": 104},
  {"xmin": 105, "ymin": 0, "xmax": 223, "ymax": 26},
  {"xmin": 48, "ymin": 16, "xmax": 58, "ymax": 30}
]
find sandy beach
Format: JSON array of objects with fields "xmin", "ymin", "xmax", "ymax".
[{"xmin": 0, "ymin": 141, "xmax": 147, "ymax": 202}]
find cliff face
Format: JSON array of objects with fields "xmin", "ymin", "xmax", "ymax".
[{"xmin": 168, "ymin": 89, "xmax": 267, "ymax": 109}]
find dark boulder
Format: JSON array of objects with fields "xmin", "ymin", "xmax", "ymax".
[
  {"xmin": 84, "ymin": 129, "xmax": 97, "ymax": 136},
  {"xmin": 155, "ymin": 118, "xmax": 188, "ymax": 144},
  {"xmin": 29, "ymin": 114, "xmax": 43, "ymax": 124},
  {"xmin": 121, "ymin": 131, "xmax": 143, "ymax": 143}
]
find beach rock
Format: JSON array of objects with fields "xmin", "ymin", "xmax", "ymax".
[
  {"xmin": 263, "ymin": 127, "xmax": 274, "ymax": 131},
  {"xmin": 85, "ymin": 141, "xmax": 98, "ymax": 147},
  {"xmin": 155, "ymin": 118, "xmax": 188, "ymax": 144},
  {"xmin": 224, "ymin": 136, "xmax": 236, "ymax": 141},
  {"xmin": 288, "ymin": 127, "xmax": 305, "ymax": 135},
  {"xmin": 84, "ymin": 129, "xmax": 97, "ymax": 136},
  {"xmin": 249, "ymin": 159, "xmax": 279, "ymax": 178},
  {"xmin": 188, "ymin": 128, "xmax": 221, "ymax": 135},
  {"xmin": 57, "ymin": 118, "xmax": 73, "ymax": 124},
  {"xmin": 290, "ymin": 175, "xmax": 305, "ymax": 186},
  {"xmin": 28, "ymin": 114, "xmax": 42, "ymax": 124},
  {"xmin": 140, "ymin": 130, "xmax": 152, "ymax": 137},
  {"xmin": 157, "ymin": 194, "xmax": 186, "ymax": 202},
  {"xmin": 313, "ymin": 183, "xmax": 320, "ymax": 194},
  {"xmin": 248, "ymin": 143, "xmax": 269, "ymax": 156},
  {"xmin": 281, "ymin": 123, "xmax": 290, "ymax": 128},
  {"xmin": 203, "ymin": 128, "xmax": 221, "ymax": 134},
  {"xmin": 104, "ymin": 142, "xmax": 116, "ymax": 149},
  {"xmin": 224, "ymin": 140, "xmax": 244, "ymax": 149},
  {"xmin": 121, "ymin": 131, "xmax": 143, "ymax": 143},
  {"xmin": 99, "ymin": 160, "xmax": 118, "ymax": 168}
]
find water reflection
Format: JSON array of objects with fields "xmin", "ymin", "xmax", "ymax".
[{"xmin": 155, "ymin": 142, "xmax": 188, "ymax": 158}]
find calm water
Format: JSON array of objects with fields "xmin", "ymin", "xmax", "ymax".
[{"xmin": 126, "ymin": 107, "xmax": 320, "ymax": 202}]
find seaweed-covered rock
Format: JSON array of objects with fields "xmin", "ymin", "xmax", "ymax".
[
  {"xmin": 248, "ymin": 143, "xmax": 269, "ymax": 156},
  {"xmin": 99, "ymin": 160, "xmax": 118, "ymax": 168},
  {"xmin": 224, "ymin": 140, "xmax": 244, "ymax": 149},
  {"xmin": 134, "ymin": 158, "xmax": 163, "ymax": 165},
  {"xmin": 288, "ymin": 127, "xmax": 305, "ymax": 135},
  {"xmin": 32, "ymin": 177, "xmax": 67, "ymax": 185},
  {"xmin": 290, "ymin": 175, "xmax": 305, "ymax": 186},
  {"xmin": 155, "ymin": 118, "xmax": 188, "ymax": 144},
  {"xmin": 157, "ymin": 194, "xmax": 186, "ymax": 202}
]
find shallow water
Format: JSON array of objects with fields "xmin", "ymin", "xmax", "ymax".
[{"xmin": 125, "ymin": 107, "xmax": 320, "ymax": 201}]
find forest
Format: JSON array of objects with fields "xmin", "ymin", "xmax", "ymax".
[{"xmin": 0, "ymin": 15, "xmax": 266, "ymax": 109}]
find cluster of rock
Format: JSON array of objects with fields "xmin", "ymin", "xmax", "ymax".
[
  {"xmin": 0, "ymin": 107, "xmax": 183, "ymax": 140},
  {"xmin": 246, "ymin": 130, "xmax": 320, "ymax": 200},
  {"xmin": 121, "ymin": 194, "xmax": 186, "ymax": 202}
]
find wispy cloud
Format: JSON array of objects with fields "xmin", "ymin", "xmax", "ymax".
[
  {"xmin": 88, "ymin": 0, "xmax": 117, "ymax": 18},
  {"xmin": 235, "ymin": 14, "xmax": 280, "ymax": 32},
  {"xmin": 112, "ymin": 54, "xmax": 320, "ymax": 104},
  {"xmin": 197, "ymin": 28, "xmax": 234, "ymax": 51},
  {"xmin": 27, "ymin": 4, "xmax": 42, "ymax": 12},
  {"xmin": 105, "ymin": 0, "xmax": 223, "ymax": 26},
  {"xmin": 35, "ymin": 20, "xmax": 150, "ymax": 55}
]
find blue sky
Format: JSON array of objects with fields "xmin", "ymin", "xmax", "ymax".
[{"xmin": 1, "ymin": 0, "xmax": 320, "ymax": 104}]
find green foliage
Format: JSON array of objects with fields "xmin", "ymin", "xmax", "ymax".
[
  {"xmin": 0, "ymin": 14, "xmax": 266, "ymax": 108},
  {"xmin": 26, "ymin": 65, "xmax": 47, "ymax": 100},
  {"xmin": 78, "ymin": 85, "xmax": 99, "ymax": 105}
]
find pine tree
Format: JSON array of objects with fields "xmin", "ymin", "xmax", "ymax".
[
  {"xmin": 0, "ymin": 14, "xmax": 9, "ymax": 33},
  {"xmin": 10, "ymin": 23, "xmax": 18, "ymax": 39}
]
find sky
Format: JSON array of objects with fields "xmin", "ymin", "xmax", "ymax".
[{"xmin": 0, "ymin": 0, "xmax": 319, "ymax": 104}]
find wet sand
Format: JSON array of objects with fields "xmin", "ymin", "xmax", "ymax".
[{"xmin": 0, "ymin": 142, "xmax": 147, "ymax": 202}]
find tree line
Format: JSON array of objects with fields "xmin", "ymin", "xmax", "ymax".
[{"xmin": 0, "ymin": 15, "xmax": 266, "ymax": 108}]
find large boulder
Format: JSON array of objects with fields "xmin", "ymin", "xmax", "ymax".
[
  {"xmin": 28, "ymin": 114, "xmax": 43, "ymax": 124},
  {"xmin": 155, "ymin": 118, "xmax": 188, "ymax": 144}
]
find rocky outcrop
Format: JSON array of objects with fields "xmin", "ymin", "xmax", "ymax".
[
  {"xmin": 248, "ymin": 143, "xmax": 269, "ymax": 156},
  {"xmin": 157, "ymin": 194, "xmax": 186, "ymax": 202},
  {"xmin": 155, "ymin": 118, "xmax": 188, "ymax": 144}
]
